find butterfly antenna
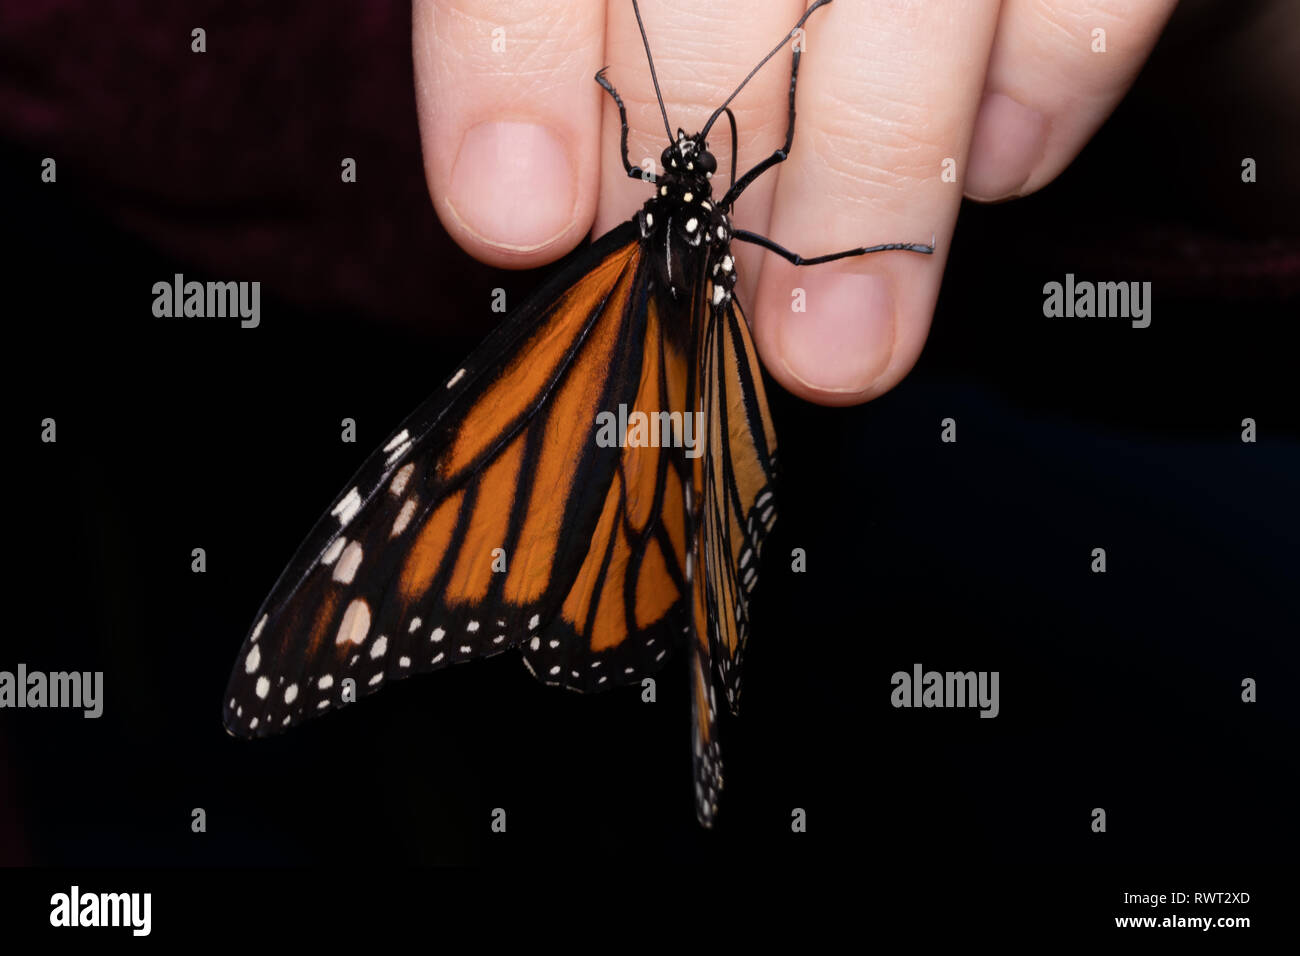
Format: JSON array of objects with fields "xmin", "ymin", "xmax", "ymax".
[
  {"xmin": 631, "ymin": 0, "xmax": 675, "ymax": 143},
  {"xmin": 700, "ymin": 0, "xmax": 833, "ymax": 140}
]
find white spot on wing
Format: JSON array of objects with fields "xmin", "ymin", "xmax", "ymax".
[
  {"xmin": 252, "ymin": 614, "xmax": 267, "ymax": 642},
  {"xmin": 332, "ymin": 488, "xmax": 362, "ymax": 527},
  {"xmin": 320, "ymin": 537, "xmax": 346, "ymax": 566},
  {"xmin": 390, "ymin": 463, "xmax": 415, "ymax": 496},
  {"xmin": 370, "ymin": 635, "xmax": 388, "ymax": 659},
  {"xmin": 391, "ymin": 498, "xmax": 417, "ymax": 537},
  {"xmin": 446, "ymin": 368, "xmax": 467, "ymax": 389},
  {"xmin": 431, "ymin": 627, "xmax": 445, "ymax": 642},
  {"xmin": 284, "ymin": 683, "xmax": 298, "ymax": 704},
  {"xmin": 318, "ymin": 675, "xmax": 334, "ymax": 690},
  {"xmin": 408, "ymin": 617, "xmax": 422, "ymax": 633},
  {"xmin": 336, "ymin": 598, "xmax": 371, "ymax": 646},
  {"xmin": 245, "ymin": 645, "xmax": 261, "ymax": 674},
  {"xmin": 255, "ymin": 676, "xmax": 269, "ymax": 699},
  {"xmin": 332, "ymin": 541, "xmax": 364, "ymax": 584}
]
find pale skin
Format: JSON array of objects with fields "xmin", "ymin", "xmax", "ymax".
[{"xmin": 413, "ymin": 0, "xmax": 1181, "ymax": 406}]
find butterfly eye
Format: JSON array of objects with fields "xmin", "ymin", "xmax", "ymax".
[{"xmin": 698, "ymin": 151, "xmax": 717, "ymax": 175}]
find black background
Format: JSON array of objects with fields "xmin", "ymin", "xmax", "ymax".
[{"xmin": 2, "ymin": 0, "xmax": 1295, "ymax": 937}]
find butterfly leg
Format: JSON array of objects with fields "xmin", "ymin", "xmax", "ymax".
[
  {"xmin": 733, "ymin": 228, "xmax": 936, "ymax": 265},
  {"xmin": 721, "ymin": 107, "xmax": 739, "ymax": 191},
  {"xmin": 595, "ymin": 68, "xmax": 641, "ymax": 180},
  {"xmin": 718, "ymin": 41, "xmax": 805, "ymax": 209}
]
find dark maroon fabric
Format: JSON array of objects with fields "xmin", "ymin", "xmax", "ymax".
[{"xmin": 0, "ymin": 1, "xmax": 490, "ymax": 327}]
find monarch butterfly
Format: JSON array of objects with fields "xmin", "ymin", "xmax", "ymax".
[{"xmin": 222, "ymin": 0, "xmax": 933, "ymax": 827}]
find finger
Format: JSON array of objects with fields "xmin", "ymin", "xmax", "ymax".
[
  {"xmin": 594, "ymin": 0, "xmax": 803, "ymax": 304},
  {"xmin": 750, "ymin": 0, "xmax": 999, "ymax": 404},
  {"xmin": 414, "ymin": 0, "xmax": 607, "ymax": 268},
  {"xmin": 965, "ymin": 0, "xmax": 1179, "ymax": 201}
]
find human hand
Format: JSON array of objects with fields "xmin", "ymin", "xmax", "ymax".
[{"xmin": 413, "ymin": 0, "xmax": 1178, "ymax": 405}]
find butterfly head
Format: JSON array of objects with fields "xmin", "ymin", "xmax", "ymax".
[
  {"xmin": 660, "ymin": 129, "xmax": 717, "ymax": 188},
  {"xmin": 641, "ymin": 128, "xmax": 734, "ymax": 301}
]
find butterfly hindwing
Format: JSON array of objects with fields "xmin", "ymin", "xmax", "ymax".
[
  {"xmin": 689, "ymin": 574, "xmax": 724, "ymax": 827},
  {"xmin": 223, "ymin": 223, "xmax": 693, "ymax": 737},
  {"xmin": 521, "ymin": 281, "xmax": 695, "ymax": 690},
  {"xmin": 687, "ymin": 285, "xmax": 780, "ymax": 825},
  {"xmin": 700, "ymin": 295, "xmax": 778, "ymax": 712}
]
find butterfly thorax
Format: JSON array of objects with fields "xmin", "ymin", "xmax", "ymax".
[{"xmin": 636, "ymin": 130, "xmax": 737, "ymax": 310}]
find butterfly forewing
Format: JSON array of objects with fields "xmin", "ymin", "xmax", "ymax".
[{"xmin": 224, "ymin": 224, "xmax": 694, "ymax": 737}]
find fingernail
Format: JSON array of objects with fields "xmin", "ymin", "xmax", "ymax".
[
  {"xmin": 965, "ymin": 92, "xmax": 1048, "ymax": 201},
  {"xmin": 777, "ymin": 272, "xmax": 895, "ymax": 393},
  {"xmin": 447, "ymin": 121, "xmax": 576, "ymax": 252}
]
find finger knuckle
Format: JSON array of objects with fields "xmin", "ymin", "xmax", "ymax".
[{"xmin": 806, "ymin": 86, "xmax": 952, "ymax": 201}]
